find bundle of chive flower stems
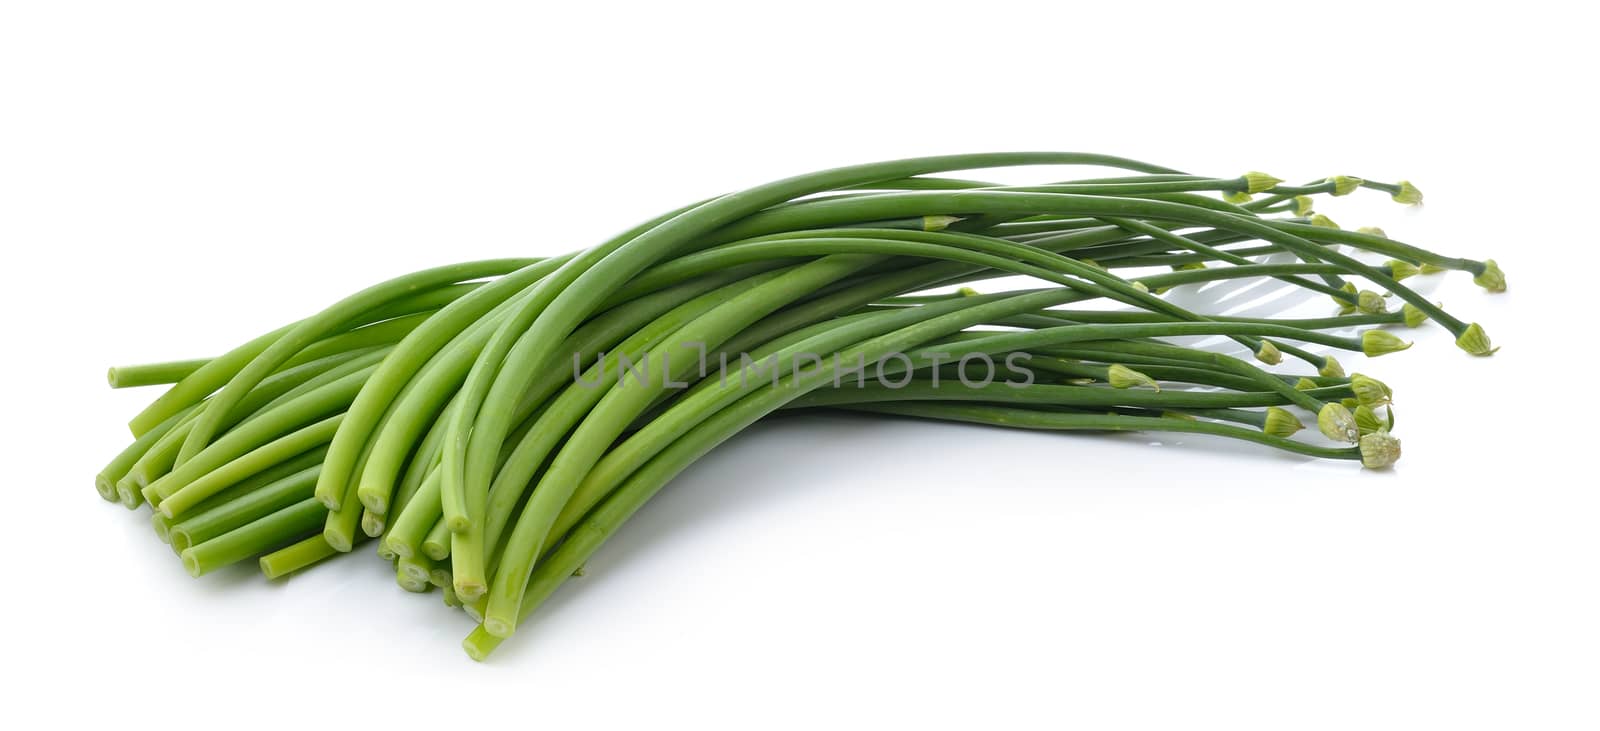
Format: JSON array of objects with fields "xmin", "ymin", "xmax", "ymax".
[{"xmin": 95, "ymin": 153, "xmax": 1505, "ymax": 660}]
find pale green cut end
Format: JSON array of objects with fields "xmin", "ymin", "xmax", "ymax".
[
  {"xmin": 1244, "ymin": 171, "xmax": 1283, "ymax": 193},
  {"xmin": 1473, "ymin": 259, "xmax": 1506, "ymax": 293},
  {"xmin": 1107, "ymin": 363, "xmax": 1159, "ymax": 391},
  {"xmin": 1362, "ymin": 330, "xmax": 1413, "ymax": 357},
  {"xmin": 1392, "ymin": 180, "xmax": 1423, "ymax": 205},
  {"xmin": 1317, "ymin": 403, "xmax": 1360, "ymax": 444},
  {"xmin": 1455, "ymin": 322, "xmax": 1499, "ymax": 356},
  {"xmin": 1359, "ymin": 431, "xmax": 1403, "ymax": 469}
]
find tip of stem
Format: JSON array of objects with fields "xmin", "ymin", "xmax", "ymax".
[
  {"xmin": 462, "ymin": 628, "xmax": 502, "ymax": 662},
  {"xmin": 95, "ymin": 473, "xmax": 118, "ymax": 501},
  {"xmin": 323, "ymin": 527, "xmax": 354, "ymax": 553},
  {"xmin": 385, "ymin": 539, "xmax": 413, "ymax": 560},
  {"xmin": 482, "ymin": 615, "xmax": 516, "ymax": 639},
  {"xmin": 180, "ymin": 550, "xmax": 203, "ymax": 578},
  {"xmin": 454, "ymin": 579, "xmax": 487, "ymax": 603}
]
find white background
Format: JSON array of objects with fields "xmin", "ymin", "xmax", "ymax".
[{"xmin": 3, "ymin": 2, "xmax": 1595, "ymax": 729}]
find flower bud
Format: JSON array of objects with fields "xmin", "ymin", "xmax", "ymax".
[
  {"xmin": 1310, "ymin": 213, "xmax": 1341, "ymax": 229},
  {"xmin": 1294, "ymin": 377, "xmax": 1320, "ymax": 391},
  {"xmin": 1357, "ymin": 225, "xmax": 1388, "ymax": 238},
  {"xmin": 1419, "ymin": 263, "xmax": 1447, "ymax": 274},
  {"xmin": 1348, "ymin": 373, "xmax": 1393, "ymax": 408},
  {"xmin": 1262, "ymin": 406, "xmax": 1304, "ymax": 438},
  {"xmin": 1385, "ymin": 259, "xmax": 1420, "ymax": 281},
  {"xmin": 1352, "ymin": 404, "xmax": 1385, "ymax": 435},
  {"xmin": 1472, "ymin": 259, "xmax": 1506, "ymax": 293},
  {"xmin": 1357, "ymin": 290, "xmax": 1389, "ymax": 314},
  {"xmin": 1392, "ymin": 180, "xmax": 1423, "ymax": 205},
  {"xmin": 1318, "ymin": 355, "xmax": 1346, "ymax": 378},
  {"xmin": 1330, "ymin": 175, "xmax": 1363, "ymax": 196},
  {"xmin": 1255, "ymin": 339, "xmax": 1283, "ymax": 365},
  {"xmin": 923, "ymin": 215, "xmax": 963, "ymax": 231},
  {"xmin": 1317, "ymin": 402, "xmax": 1360, "ymax": 443},
  {"xmin": 1402, "ymin": 303, "xmax": 1429, "ymax": 328},
  {"xmin": 1244, "ymin": 171, "xmax": 1283, "ymax": 193},
  {"xmin": 1362, "ymin": 330, "xmax": 1413, "ymax": 357},
  {"xmin": 1294, "ymin": 195, "xmax": 1316, "ymax": 216},
  {"xmin": 1107, "ymin": 364, "xmax": 1159, "ymax": 391},
  {"xmin": 1222, "ymin": 190, "xmax": 1253, "ymax": 204},
  {"xmin": 1359, "ymin": 431, "xmax": 1402, "ymax": 469},
  {"xmin": 1455, "ymin": 322, "xmax": 1499, "ymax": 356}
]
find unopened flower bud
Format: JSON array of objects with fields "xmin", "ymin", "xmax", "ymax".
[
  {"xmin": 1348, "ymin": 373, "xmax": 1393, "ymax": 408},
  {"xmin": 1262, "ymin": 406, "xmax": 1304, "ymax": 438},
  {"xmin": 1392, "ymin": 180, "xmax": 1423, "ymax": 205},
  {"xmin": 1359, "ymin": 430, "xmax": 1402, "ymax": 469},
  {"xmin": 1385, "ymin": 259, "xmax": 1420, "ymax": 281},
  {"xmin": 1455, "ymin": 322, "xmax": 1499, "ymax": 356},
  {"xmin": 1107, "ymin": 364, "xmax": 1159, "ymax": 391},
  {"xmin": 1255, "ymin": 339, "xmax": 1282, "ymax": 365},
  {"xmin": 1362, "ymin": 330, "xmax": 1413, "ymax": 356},
  {"xmin": 1472, "ymin": 259, "xmax": 1505, "ymax": 292},
  {"xmin": 1318, "ymin": 402, "xmax": 1360, "ymax": 443},
  {"xmin": 1330, "ymin": 175, "xmax": 1363, "ymax": 196},
  {"xmin": 1244, "ymin": 171, "xmax": 1283, "ymax": 193}
]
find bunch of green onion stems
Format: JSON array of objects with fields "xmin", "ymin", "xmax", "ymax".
[{"xmin": 95, "ymin": 152, "xmax": 1505, "ymax": 660}]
